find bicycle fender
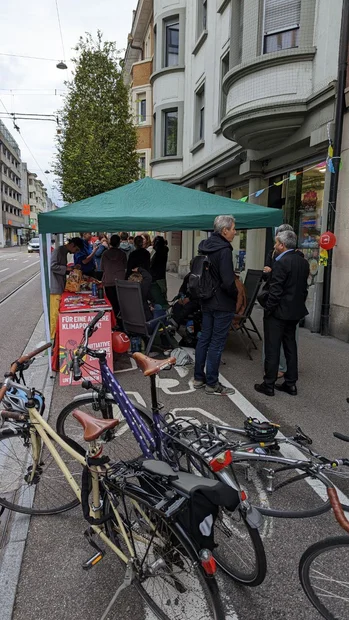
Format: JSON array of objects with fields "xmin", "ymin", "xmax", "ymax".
[{"xmin": 244, "ymin": 505, "xmax": 264, "ymax": 529}]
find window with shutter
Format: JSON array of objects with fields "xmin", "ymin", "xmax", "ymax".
[{"xmin": 263, "ymin": 0, "xmax": 301, "ymax": 54}]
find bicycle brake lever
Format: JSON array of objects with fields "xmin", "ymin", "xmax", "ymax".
[{"xmin": 294, "ymin": 426, "xmax": 313, "ymax": 445}]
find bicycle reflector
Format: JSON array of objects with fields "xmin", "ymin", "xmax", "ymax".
[
  {"xmin": 199, "ymin": 549, "xmax": 217, "ymax": 575},
  {"xmin": 209, "ymin": 450, "xmax": 232, "ymax": 473}
]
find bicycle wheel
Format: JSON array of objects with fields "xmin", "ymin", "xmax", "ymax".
[
  {"xmin": 56, "ymin": 396, "xmax": 154, "ymax": 462},
  {"xmin": 0, "ymin": 427, "xmax": 80, "ymax": 515},
  {"xmin": 299, "ymin": 536, "xmax": 349, "ymax": 619},
  {"xmin": 231, "ymin": 456, "xmax": 331, "ymax": 518},
  {"xmin": 180, "ymin": 452, "xmax": 266, "ymax": 585},
  {"xmin": 104, "ymin": 490, "xmax": 225, "ymax": 620}
]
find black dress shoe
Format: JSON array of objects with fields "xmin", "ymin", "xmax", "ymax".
[
  {"xmin": 254, "ymin": 383, "xmax": 274, "ymax": 397},
  {"xmin": 274, "ymin": 382, "xmax": 297, "ymax": 396}
]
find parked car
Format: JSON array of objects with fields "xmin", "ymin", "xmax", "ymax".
[{"xmin": 28, "ymin": 237, "xmax": 40, "ymax": 253}]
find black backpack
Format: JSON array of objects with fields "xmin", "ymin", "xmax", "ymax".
[{"xmin": 188, "ymin": 255, "xmax": 217, "ymax": 301}]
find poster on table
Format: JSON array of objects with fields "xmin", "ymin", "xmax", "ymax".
[{"xmin": 58, "ymin": 311, "xmax": 112, "ymax": 386}]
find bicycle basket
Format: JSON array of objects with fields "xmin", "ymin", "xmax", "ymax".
[{"xmin": 244, "ymin": 417, "xmax": 279, "ymax": 442}]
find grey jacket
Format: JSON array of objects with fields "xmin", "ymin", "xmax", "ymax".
[
  {"xmin": 101, "ymin": 248, "xmax": 127, "ymax": 286},
  {"xmin": 50, "ymin": 246, "xmax": 69, "ymax": 295}
]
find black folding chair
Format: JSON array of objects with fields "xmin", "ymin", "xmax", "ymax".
[
  {"xmin": 116, "ymin": 279, "xmax": 173, "ymax": 355},
  {"xmin": 231, "ymin": 269, "xmax": 264, "ymax": 360}
]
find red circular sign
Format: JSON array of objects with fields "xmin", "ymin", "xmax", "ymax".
[
  {"xmin": 319, "ymin": 231, "xmax": 336, "ymax": 250},
  {"xmin": 112, "ymin": 331, "xmax": 130, "ymax": 354}
]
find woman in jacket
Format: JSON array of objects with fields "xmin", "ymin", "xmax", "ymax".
[{"xmin": 101, "ymin": 234, "xmax": 127, "ymax": 318}]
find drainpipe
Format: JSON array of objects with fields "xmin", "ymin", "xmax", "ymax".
[
  {"xmin": 320, "ymin": 0, "xmax": 349, "ymax": 336},
  {"xmin": 127, "ymin": 34, "xmax": 143, "ymax": 60}
]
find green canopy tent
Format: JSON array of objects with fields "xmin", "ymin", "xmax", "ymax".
[
  {"xmin": 38, "ymin": 177, "xmax": 282, "ymax": 365},
  {"xmin": 39, "ymin": 177, "xmax": 282, "ymax": 233}
]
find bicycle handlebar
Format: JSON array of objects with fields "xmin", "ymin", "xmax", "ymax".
[
  {"xmin": 327, "ymin": 487, "xmax": 349, "ymax": 534},
  {"xmin": 0, "ymin": 342, "xmax": 51, "ymax": 402}
]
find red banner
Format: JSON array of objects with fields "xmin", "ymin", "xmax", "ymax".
[{"xmin": 58, "ymin": 310, "xmax": 113, "ymax": 386}]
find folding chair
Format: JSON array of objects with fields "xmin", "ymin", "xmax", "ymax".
[
  {"xmin": 231, "ymin": 269, "xmax": 264, "ymax": 360},
  {"xmin": 115, "ymin": 279, "xmax": 173, "ymax": 355}
]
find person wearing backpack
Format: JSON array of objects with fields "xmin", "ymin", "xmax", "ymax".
[{"xmin": 192, "ymin": 215, "xmax": 237, "ymax": 395}]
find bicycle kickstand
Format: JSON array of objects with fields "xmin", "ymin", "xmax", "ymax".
[{"xmin": 100, "ymin": 562, "xmax": 135, "ymax": 620}]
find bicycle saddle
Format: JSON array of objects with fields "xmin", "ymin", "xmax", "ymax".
[
  {"xmin": 72, "ymin": 409, "xmax": 119, "ymax": 442},
  {"xmin": 133, "ymin": 352, "xmax": 176, "ymax": 376}
]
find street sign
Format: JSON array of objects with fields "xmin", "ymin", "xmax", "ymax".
[{"xmin": 22, "ymin": 204, "xmax": 30, "ymax": 215}]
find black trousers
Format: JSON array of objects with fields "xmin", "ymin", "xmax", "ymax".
[
  {"xmin": 263, "ymin": 315, "xmax": 299, "ymax": 387},
  {"xmin": 105, "ymin": 286, "xmax": 120, "ymax": 319}
]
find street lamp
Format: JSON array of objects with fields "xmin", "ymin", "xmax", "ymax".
[{"xmin": 56, "ymin": 61, "xmax": 68, "ymax": 70}]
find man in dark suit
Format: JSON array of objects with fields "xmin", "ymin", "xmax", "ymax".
[{"xmin": 255, "ymin": 230, "xmax": 310, "ymax": 397}]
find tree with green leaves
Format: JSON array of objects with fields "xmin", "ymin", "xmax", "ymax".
[{"xmin": 54, "ymin": 32, "xmax": 139, "ymax": 203}]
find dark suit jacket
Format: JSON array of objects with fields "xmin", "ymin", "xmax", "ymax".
[{"xmin": 264, "ymin": 250, "xmax": 310, "ymax": 321}]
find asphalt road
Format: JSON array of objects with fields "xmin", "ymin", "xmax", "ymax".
[
  {"xmin": 0, "ymin": 246, "xmax": 43, "ymax": 367},
  {"xmin": 9, "ymin": 274, "xmax": 349, "ymax": 620}
]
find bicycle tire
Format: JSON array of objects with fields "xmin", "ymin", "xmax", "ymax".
[
  {"xmin": 0, "ymin": 427, "xmax": 80, "ymax": 515},
  {"xmin": 103, "ymin": 490, "xmax": 225, "ymax": 620},
  {"xmin": 180, "ymin": 452, "xmax": 267, "ymax": 585},
  {"xmin": 231, "ymin": 456, "xmax": 332, "ymax": 518},
  {"xmin": 56, "ymin": 396, "xmax": 154, "ymax": 462},
  {"xmin": 299, "ymin": 535, "xmax": 349, "ymax": 619}
]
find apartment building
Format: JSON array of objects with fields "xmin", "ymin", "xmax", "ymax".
[
  {"xmin": 0, "ymin": 120, "xmax": 25, "ymax": 247},
  {"xmin": 126, "ymin": 0, "xmax": 347, "ymax": 334},
  {"xmin": 124, "ymin": 0, "xmax": 154, "ymax": 178}
]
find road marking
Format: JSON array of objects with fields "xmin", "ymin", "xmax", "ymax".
[
  {"xmin": 185, "ymin": 347, "xmax": 349, "ymax": 508},
  {"xmin": 0, "ymin": 261, "xmax": 40, "ymax": 285},
  {"xmin": 0, "ymin": 268, "xmax": 9, "ymax": 273},
  {"xmin": 23, "ymin": 260, "xmax": 29, "ymax": 264}
]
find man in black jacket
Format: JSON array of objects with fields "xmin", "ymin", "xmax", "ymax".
[
  {"xmin": 255, "ymin": 230, "xmax": 310, "ymax": 397},
  {"xmin": 194, "ymin": 215, "xmax": 237, "ymax": 395}
]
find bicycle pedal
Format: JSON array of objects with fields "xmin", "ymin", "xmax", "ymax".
[{"xmin": 82, "ymin": 550, "xmax": 104, "ymax": 570}]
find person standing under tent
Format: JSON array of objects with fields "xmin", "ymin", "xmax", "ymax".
[{"xmin": 50, "ymin": 237, "xmax": 84, "ymax": 339}]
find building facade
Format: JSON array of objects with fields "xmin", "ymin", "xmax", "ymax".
[
  {"xmin": 124, "ymin": 0, "xmax": 154, "ymax": 178},
  {"xmin": 0, "ymin": 120, "xmax": 25, "ymax": 247},
  {"xmin": 125, "ymin": 0, "xmax": 348, "ymax": 336},
  {"xmin": 28, "ymin": 172, "xmax": 48, "ymax": 236}
]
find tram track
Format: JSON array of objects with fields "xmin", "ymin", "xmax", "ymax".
[{"xmin": 0, "ymin": 271, "xmax": 40, "ymax": 305}]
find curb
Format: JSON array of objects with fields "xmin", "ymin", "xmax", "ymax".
[{"xmin": 0, "ymin": 314, "xmax": 54, "ymax": 620}]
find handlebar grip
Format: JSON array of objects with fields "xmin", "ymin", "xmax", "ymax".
[
  {"xmin": 327, "ymin": 487, "xmax": 349, "ymax": 534},
  {"xmin": 88, "ymin": 310, "xmax": 105, "ymax": 332},
  {"xmin": 73, "ymin": 357, "xmax": 82, "ymax": 381},
  {"xmin": 333, "ymin": 432, "xmax": 349, "ymax": 443}
]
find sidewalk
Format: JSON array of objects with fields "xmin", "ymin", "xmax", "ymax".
[{"xmin": 2, "ymin": 275, "xmax": 349, "ymax": 620}]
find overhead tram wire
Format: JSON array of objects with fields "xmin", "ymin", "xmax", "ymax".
[{"xmin": 0, "ymin": 96, "xmax": 56, "ymax": 198}]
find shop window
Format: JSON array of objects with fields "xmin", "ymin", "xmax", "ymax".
[
  {"xmin": 263, "ymin": 0, "xmax": 301, "ymax": 54},
  {"xmin": 165, "ymin": 20, "xmax": 179, "ymax": 67},
  {"xmin": 164, "ymin": 109, "xmax": 178, "ymax": 156}
]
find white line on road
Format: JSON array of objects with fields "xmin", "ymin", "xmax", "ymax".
[
  {"xmin": 0, "ymin": 268, "xmax": 9, "ymax": 273},
  {"xmin": 0, "ymin": 261, "xmax": 40, "ymax": 285},
  {"xmin": 23, "ymin": 260, "xmax": 29, "ymax": 263}
]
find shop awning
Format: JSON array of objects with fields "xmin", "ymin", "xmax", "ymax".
[{"xmin": 38, "ymin": 177, "xmax": 282, "ymax": 234}]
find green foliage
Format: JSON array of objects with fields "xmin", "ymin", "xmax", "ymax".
[{"xmin": 54, "ymin": 32, "xmax": 139, "ymax": 203}]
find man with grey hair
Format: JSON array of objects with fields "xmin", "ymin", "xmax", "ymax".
[
  {"xmin": 193, "ymin": 215, "xmax": 237, "ymax": 395},
  {"xmin": 255, "ymin": 229, "xmax": 309, "ymax": 397}
]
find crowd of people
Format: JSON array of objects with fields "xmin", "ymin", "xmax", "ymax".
[
  {"xmin": 50, "ymin": 219, "xmax": 310, "ymax": 398},
  {"xmin": 50, "ymin": 231, "xmax": 169, "ymax": 338}
]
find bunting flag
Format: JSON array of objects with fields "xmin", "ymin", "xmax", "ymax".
[{"xmin": 235, "ymin": 161, "xmax": 327, "ymax": 203}]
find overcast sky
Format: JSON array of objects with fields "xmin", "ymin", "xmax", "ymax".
[{"xmin": 0, "ymin": 0, "xmax": 138, "ymax": 205}]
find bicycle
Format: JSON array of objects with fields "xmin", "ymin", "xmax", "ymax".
[
  {"xmin": 0, "ymin": 351, "xmax": 234, "ymax": 620},
  {"xmin": 299, "ymin": 433, "xmax": 349, "ymax": 620},
  {"xmin": 54, "ymin": 311, "xmax": 267, "ymax": 587}
]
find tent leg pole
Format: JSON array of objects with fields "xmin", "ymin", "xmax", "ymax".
[{"xmin": 39, "ymin": 234, "xmax": 52, "ymax": 374}]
